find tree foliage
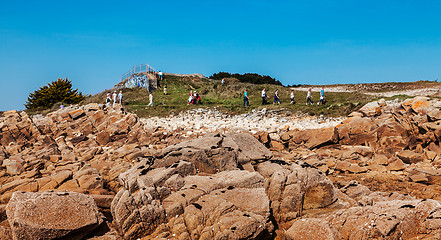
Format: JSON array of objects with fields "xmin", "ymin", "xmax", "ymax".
[
  {"xmin": 209, "ymin": 72, "xmax": 282, "ymax": 86},
  {"xmin": 25, "ymin": 78, "xmax": 86, "ymax": 110}
]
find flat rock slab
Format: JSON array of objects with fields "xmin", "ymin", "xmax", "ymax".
[{"xmin": 6, "ymin": 191, "xmax": 103, "ymax": 240}]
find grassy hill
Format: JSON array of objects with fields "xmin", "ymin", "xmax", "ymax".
[{"xmin": 82, "ymin": 74, "xmax": 404, "ymax": 118}]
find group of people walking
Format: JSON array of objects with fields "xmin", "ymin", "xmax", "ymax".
[
  {"xmin": 111, "ymin": 77, "xmax": 325, "ymax": 109},
  {"xmin": 188, "ymin": 90, "xmax": 202, "ymax": 105},
  {"xmin": 247, "ymin": 87, "xmax": 326, "ymax": 107},
  {"xmin": 106, "ymin": 90, "xmax": 123, "ymax": 107}
]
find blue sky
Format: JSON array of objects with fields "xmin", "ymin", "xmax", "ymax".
[{"xmin": 1, "ymin": 0, "xmax": 440, "ymax": 111}]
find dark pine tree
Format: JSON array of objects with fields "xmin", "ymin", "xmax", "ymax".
[{"xmin": 25, "ymin": 78, "xmax": 85, "ymax": 110}]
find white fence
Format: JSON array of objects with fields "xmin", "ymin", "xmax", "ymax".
[{"xmin": 120, "ymin": 64, "xmax": 156, "ymax": 82}]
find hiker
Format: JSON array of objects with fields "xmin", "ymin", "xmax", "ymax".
[
  {"xmin": 163, "ymin": 85, "xmax": 167, "ymax": 95},
  {"xmin": 221, "ymin": 78, "xmax": 225, "ymax": 85},
  {"xmin": 306, "ymin": 88, "xmax": 313, "ymax": 105},
  {"xmin": 118, "ymin": 90, "xmax": 123, "ymax": 105},
  {"xmin": 290, "ymin": 90, "xmax": 295, "ymax": 104},
  {"xmin": 195, "ymin": 91, "xmax": 202, "ymax": 104},
  {"xmin": 193, "ymin": 91, "xmax": 198, "ymax": 104},
  {"xmin": 243, "ymin": 89, "xmax": 250, "ymax": 107},
  {"xmin": 158, "ymin": 71, "xmax": 163, "ymax": 80},
  {"xmin": 112, "ymin": 91, "xmax": 118, "ymax": 106},
  {"xmin": 148, "ymin": 92, "xmax": 153, "ymax": 106},
  {"xmin": 319, "ymin": 87, "xmax": 325, "ymax": 105},
  {"xmin": 261, "ymin": 88, "xmax": 267, "ymax": 105},
  {"xmin": 106, "ymin": 92, "xmax": 111, "ymax": 106},
  {"xmin": 188, "ymin": 90, "xmax": 194, "ymax": 105},
  {"xmin": 273, "ymin": 89, "xmax": 280, "ymax": 104}
]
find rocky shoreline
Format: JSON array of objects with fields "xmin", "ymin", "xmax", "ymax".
[{"xmin": 2, "ymin": 97, "xmax": 441, "ymax": 239}]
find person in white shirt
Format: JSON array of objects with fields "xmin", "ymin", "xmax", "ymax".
[
  {"xmin": 158, "ymin": 71, "xmax": 163, "ymax": 80},
  {"xmin": 112, "ymin": 91, "xmax": 117, "ymax": 106},
  {"xmin": 290, "ymin": 90, "xmax": 295, "ymax": 104},
  {"xmin": 306, "ymin": 88, "xmax": 313, "ymax": 105},
  {"xmin": 148, "ymin": 93, "xmax": 153, "ymax": 106},
  {"xmin": 261, "ymin": 88, "xmax": 267, "ymax": 105},
  {"xmin": 118, "ymin": 91, "xmax": 123, "ymax": 105}
]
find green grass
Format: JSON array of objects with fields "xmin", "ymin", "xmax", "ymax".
[
  {"xmin": 80, "ymin": 74, "xmax": 385, "ymax": 118},
  {"xmin": 30, "ymin": 74, "xmax": 416, "ymax": 118}
]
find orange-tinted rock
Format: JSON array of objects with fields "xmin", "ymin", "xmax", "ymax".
[
  {"xmin": 96, "ymin": 131, "xmax": 110, "ymax": 146},
  {"xmin": 68, "ymin": 109, "xmax": 85, "ymax": 120},
  {"xmin": 386, "ymin": 159, "xmax": 405, "ymax": 171},
  {"xmin": 270, "ymin": 141, "xmax": 285, "ymax": 151},
  {"xmin": 348, "ymin": 164, "xmax": 368, "ymax": 174},
  {"xmin": 6, "ymin": 191, "xmax": 102, "ymax": 240},
  {"xmin": 285, "ymin": 218, "xmax": 338, "ymax": 240},
  {"xmin": 397, "ymin": 150, "xmax": 424, "ymax": 164},
  {"xmin": 335, "ymin": 161, "xmax": 351, "ymax": 172}
]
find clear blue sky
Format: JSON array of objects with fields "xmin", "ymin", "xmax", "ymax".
[{"xmin": 1, "ymin": 0, "xmax": 440, "ymax": 111}]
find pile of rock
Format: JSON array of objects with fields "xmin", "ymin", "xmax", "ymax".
[
  {"xmin": 141, "ymin": 108, "xmax": 343, "ymax": 137},
  {"xmin": 0, "ymin": 104, "xmax": 172, "ymax": 238},
  {"xmin": 3, "ymin": 96, "xmax": 441, "ymax": 239},
  {"xmin": 0, "ymin": 104, "xmax": 179, "ymax": 203},
  {"xmin": 263, "ymin": 97, "xmax": 441, "ymax": 199},
  {"xmin": 108, "ymin": 133, "xmax": 441, "ymax": 239}
]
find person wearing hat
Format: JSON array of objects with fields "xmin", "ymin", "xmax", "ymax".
[{"xmin": 106, "ymin": 92, "xmax": 111, "ymax": 107}]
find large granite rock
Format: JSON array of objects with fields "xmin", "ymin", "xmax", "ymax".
[
  {"xmin": 326, "ymin": 198, "xmax": 441, "ymax": 239},
  {"xmin": 6, "ymin": 191, "xmax": 103, "ymax": 240},
  {"xmin": 156, "ymin": 133, "xmax": 273, "ymax": 173},
  {"xmin": 111, "ymin": 159, "xmax": 274, "ymax": 239},
  {"xmin": 256, "ymin": 161, "xmax": 337, "ymax": 229},
  {"xmin": 111, "ymin": 134, "xmax": 339, "ymax": 239}
]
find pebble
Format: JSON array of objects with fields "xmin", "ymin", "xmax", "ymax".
[{"xmin": 141, "ymin": 108, "xmax": 344, "ymax": 136}]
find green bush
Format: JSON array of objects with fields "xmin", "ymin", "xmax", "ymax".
[
  {"xmin": 209, "ymin": 72, "xmax": 282, "ymax": 85},
  {"xmin": 25, "ymin": 78, "xmax": 85, "ymax": 110}
]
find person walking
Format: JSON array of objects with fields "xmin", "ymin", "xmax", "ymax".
[
  {"xmin": 290, "ymin": 90, "xmax": 295, "ymax": 104},
  {"xmin": 221, "ymin": 78, "xmax": 225, "ymax": 85},
  {"xmin": 195, "ymin": 91, "xmax": 202, "ymax": 104},
  {"xmin": 112, "ymin": 91, "xmax": 118, "ymax": 106},
  {"xmin": 306, "ymin": 88, "xmax": 313, "ymax": 105},
  {"xmin": 148, "ymin": 92, "xmax": 153, "ymax": 106},
  {"xmin": 106, "ymin": 92, "xmax": 111, "ymax": 107},
  {"xmin": 261, "ymin": 88, "xmax": 267, "ymax": 105},
  {"xmin": 273, "ymin": 89, "xmax": 280, "ymax": 104},
  {"xmin": 158, "ymin": 71, "xmax": 163, "ymax": 80},
  {"xmin": 163, "ymin": 84, "xmax": 167, "ymax": 95},
  {"xmin": 193, "ymin": 91, "xmax": 198, "ymax": 104},
  {"xmin": 319, "ymin": 87, "xmax": 325, "ymax": 105},
  {"xmin": 188, "ymin": 90, "xmax": 194, "ymax": 105},
  {"xmin": 243, "ymin": 89, "xmax": 250, "ymax": 107},
  {"xmin": 118, "ymin": 90, "xmax": 123, "ymax": 105}
]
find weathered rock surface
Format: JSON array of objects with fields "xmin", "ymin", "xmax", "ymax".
[
  {"xmin": 3, "ymin": 96, "xmax": 441, "ymax": 239},
  {"xmin": 326, "ymin": 198, "xmax": 441, "ymax": 239},
  {"xmin": 111, "ymin": 134, "xmax": 343, "ymax": 239},
  {"xmin": 111, "ymin": 159, "xmax": 274, "ymax": 239},
  {"xmin": 156, "ymin": 133, "xmax": 273, "ymax": 172},
  {"xmin": 6, "ymin": 191, "xmax": 102, "ymax": 240}
]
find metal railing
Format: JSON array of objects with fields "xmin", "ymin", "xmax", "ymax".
[{"xmin": 120, "ymin": 64, "xmax": 156, "ymax": 82}]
